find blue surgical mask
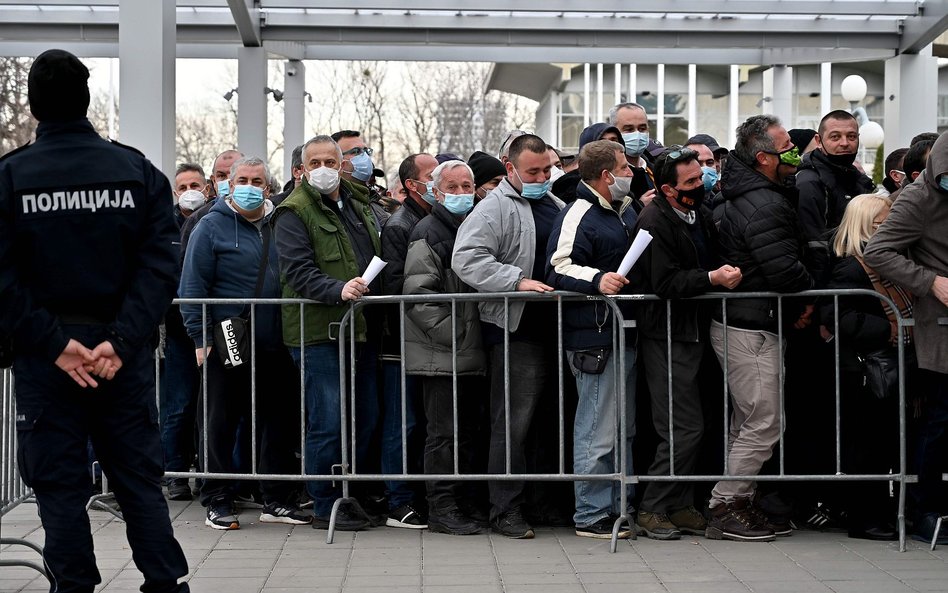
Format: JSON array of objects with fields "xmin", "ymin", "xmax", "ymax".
[
  {"xmin": 939, "ymin": 175, "xmax": 948, "ymax": 192},
  {"xmin": 348, "ymin": 152, "xmax": 374, "ymax": 183},
  {"xmin": 513, "ymin": 167, "xmax": 551, "ymax": 200},
  {"xmin": 231, "ymin": 184, "xmax": 265, "ymax": 210},
  {"xmin": 217, "ymin": 179, "xmax": 230, "ymax": 197},
  {"xmin": 442, "ymin": 193, "xmax": 475, "ymax": 216},
  {"xmin": 701, "ymin": 166, "xmax": 719, "ymax": 193},
  {"xmin": 621, "ymin": 131, "xmax": 650, "ymax": 157},
  {"xmin": 416, "ymin": 180, "xmax": 436, "ymax": 205}
]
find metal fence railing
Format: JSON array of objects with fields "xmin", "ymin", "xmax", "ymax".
[
  {"xmin": 6, "ymin": 289, "xmax": 916, "ymax": 556},
  {"xmin": 1, "ymin": 368, "xmax": 51, "ymax": 582}
]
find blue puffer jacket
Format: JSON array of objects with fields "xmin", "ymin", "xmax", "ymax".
[
  {"xmin": 545, "ymin": 181, "xmax": 638, "ymax": 350},
  {"xmin": 179, "ymin": 198, "xmax": 284, "ymax": 350}
]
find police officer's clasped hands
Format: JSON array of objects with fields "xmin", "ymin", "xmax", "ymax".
[{"xmin": 54, "ymin": 338, "xmax": 123, "ymax": 388}]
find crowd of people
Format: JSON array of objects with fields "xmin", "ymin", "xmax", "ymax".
[{"xmin": 161, "ymin": 103, "xmax": 948, "ymax": 545}]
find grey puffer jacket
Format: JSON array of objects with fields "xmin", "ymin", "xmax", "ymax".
[
  {"xmin": 451, "ymin": 177, "xmax": 564, "ymax": 331},
  {"xmin": 403, "ymin": 203, "xmax": 486, "ymax": 376}
]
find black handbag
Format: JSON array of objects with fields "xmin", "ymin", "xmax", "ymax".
[
  {"xmin": 857, "ymin": 346, "xmax": 915, "ymax": 401},
  {"xmin": 213, "ymin": 224, "xmax": 270, "ymax": 369}
]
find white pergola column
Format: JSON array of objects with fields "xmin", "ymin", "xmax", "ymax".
[
  {"xmin": 238, "ymin": 46, "xmax": 268, "ymax": 160},
  {"xmin": 771, "ymin": 65, "xmax": 793, "ymax": 127},
  {"xmin": 728, "ymin": 65, "xmax": 739, "ymax": 149},
  {"xmin": 283, "ymin": 59, "xmax": 306, "ymax": 182},
  {"xmin": 820, "ymin": 63, "xmax": 833, "ymax": 118},
  {"xmin": 687, "ymin": 64, "xmax": 697, "ymax": 138},
  {"xmin": 885, "ymin": 45, "xmax": 938, "ymax": 149},
  {"xmin": 118, "ymin": 0, "xmax": 175, "ymax": 178}
]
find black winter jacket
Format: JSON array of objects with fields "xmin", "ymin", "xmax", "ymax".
[
  {"xmin": 380, "ymin": 197, "xmax": 429, "ymax": 355},
  {"xmin": 632, "ymin": 196, "xmax": 719, "ymax": 342},
  {"xmin": 715, "ymin": 152, "xmax": 813, "ymax": 332},
  {"xmin": 795, "ymin": 150, "xmax": 875, "ymax": 284},
  {"xmin": 819, "ymin": 255, "xmax": 894, "ymax": 373}
]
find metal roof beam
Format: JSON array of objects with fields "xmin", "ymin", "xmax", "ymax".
[
  {"xmin": 261, "ymin": 0, "xmax": 921, "ymax": 17},
  {"xmin": 900, "ymin": 0, "xmax": 948, "ymax": 53},
  {"xmin": 226, "ymin": 0, "xmax": 260, "ymax": 46}
]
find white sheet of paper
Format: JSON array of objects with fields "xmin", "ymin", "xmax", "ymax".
[
  {"xmin": 361, "ymin": 256, "xmax": 388, "ymax": 285},
  {"xmin": 617, "ymin": 230, "xmax": 653, "ymax": 277}
]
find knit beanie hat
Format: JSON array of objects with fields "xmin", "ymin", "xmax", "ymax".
[
  {"xmin": 28, "ymin": 49, "xmax": 91, "ymax": 122},
  {"xmin": 468, "ymin": 151, "xmax": 507, "ymax": 188}
]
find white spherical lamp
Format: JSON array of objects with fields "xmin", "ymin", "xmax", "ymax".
[
  {"xmin": 840, "ymin": 75, "xmax": 868, "ymax": 104},
  {"xmin": 860, "ymin": 121, "xmax": 885, "ymax": 149}
]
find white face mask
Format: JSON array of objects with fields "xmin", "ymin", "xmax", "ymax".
[
  {"xmin": 308, "ymin": 166, "xmax": 341, "ymax": 194},
  {"xmin": 550, "ymin": 165, "xmax": 565, "ymax": 182},
  {"xmin": 607, "ymin": 172, "xmax": 633, "ymax": 202},
  {"xmin": 177, "ymin": 189, "xmax": 206, "ymax": 211}
]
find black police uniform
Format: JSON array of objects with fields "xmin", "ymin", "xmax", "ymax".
[{"xmin": 0, "ymin": 118, "xmax": 189, "ymax": 593}]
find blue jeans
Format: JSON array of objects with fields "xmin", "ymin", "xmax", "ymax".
[
  {"xmin": 380, "ymin": 360, "xmax": 419, "ymax": 509},
  {"xmin": 568, "ymin": 345, "xmax": 636, "ymax": 527},
  {"xmin": 159, "ymin": 329, "xmax": 198, "ymax": 474},
  {"xmin": 291, "ymin": 342, "xmax": 380, "ymax": 517}
]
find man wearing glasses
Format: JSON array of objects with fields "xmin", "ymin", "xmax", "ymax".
[{"xmin": 332, "ymin": 130, "xmax": 390, "ymax": 227}]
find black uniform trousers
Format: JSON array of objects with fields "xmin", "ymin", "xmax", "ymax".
[{"xmin": 13, "ymin": 325, "xmax": 188, "ymax": 593}]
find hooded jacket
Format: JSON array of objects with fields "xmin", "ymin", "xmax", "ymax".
[
  {"xmin": 178, "ymin": 197, "xmax": 283, "ymax": 350},
  {"xmin": 452, "ymin": 177, "xmax": 564, "ymax": 332},
  {"xmin": 715, "ymin": 152, "xmax": 813, "ymax": 332},
  {"xmin": 864, "ymin": 132, "xmax": 948, "ymax": 374}
]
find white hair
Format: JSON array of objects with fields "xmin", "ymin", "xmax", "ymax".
[
  {"xmin": 432, "ymin": 160, "xmax": 474, "ymax": 190},
  {"xmin": 607, "ymin": 102, "xmax": 646, "ymax": 126}
]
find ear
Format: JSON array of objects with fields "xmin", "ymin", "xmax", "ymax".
[
  {"xmin": 815, "ymin": 134, "xmax": 824, "ymax": 149},
  {"xmin": 755, "ymin": 151, "xmax": 770, "ymax": 167},
  {"xmin": 660, "ymin": 183, "xmax": 676, "ymax": 199}
]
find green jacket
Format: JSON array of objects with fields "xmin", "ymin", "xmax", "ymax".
[{"xmin": 275, "ymin": 178, "xmax": 381, "ymax": 346}]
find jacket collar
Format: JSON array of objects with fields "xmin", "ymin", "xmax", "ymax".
[
  {"xmin": 35, "ymin": 118, "xmax": 97, "ymax": 138},
  {"xmin": 431, "ymin": 201, "xmax": 463, "ymax": 232},
  {"xmin": 401, "ymin": 194, "xmax": 429, "ymax": 220}
]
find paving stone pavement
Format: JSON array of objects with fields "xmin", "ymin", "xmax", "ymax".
[{"xmin": 2, "ymin": 497, "xmax": 947, "ymax": 593}]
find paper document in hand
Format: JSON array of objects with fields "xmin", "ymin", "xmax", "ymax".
[
  {"xmin": 617, "ymin": 230, "xmax": 653, "ymax": 277},
  {"xmin": 361, "ymin": 256, "xmax": 387, "ymax": 285}
]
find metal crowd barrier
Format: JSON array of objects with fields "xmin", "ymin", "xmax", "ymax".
[
  {"xmin": 158, "ymin": 289, "xmax": 918, "ymax": 552},
  {"xmin": 0, "ymin": 368, "xmax": 51, "ymax": 582}
]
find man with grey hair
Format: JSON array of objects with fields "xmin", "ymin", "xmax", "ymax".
[
  {"xmin": 274, "ymin": 135, "xmax": 383, "ymax": 531},
  {"xmin": 607, "ymin": 103, "xmax": 657, "ymax": 206},
  {"xmin": 403, "ymin": 159, "xmax": 485, "ymax": 535},
  {"xmin": 180, "ymin": 155, "xmax": 309, "ymax": 530},
  {"xmin": 708, "ymin": 115, "xmax": 813, "ymax": 542}
]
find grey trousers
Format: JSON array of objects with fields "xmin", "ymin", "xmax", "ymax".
[
  {"xmin": 708, "ymin": 321, "xmax": 783, "ymax": 507},
  {"xmin": 639, "ymin": 338, "xmax": 705, "ymax": 513}
]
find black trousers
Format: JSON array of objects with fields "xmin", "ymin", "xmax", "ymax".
[
  {"xmin": 487, "ymin": 341, "xmax": 556, "ymax": 520},
  {"xmin": 13, "ymin": 326, "xmax": 188, "ymax": 593},
  {"xmin": 423, "ymin": 375, "xmax": 484, "ymax": 511},
  {"xmin": 197, "ymin": 347, "xmax": 300, "ymax": 507},
  {"xmin": 639, "ymin": 338, "xmax": 706, "ymax": 513}
]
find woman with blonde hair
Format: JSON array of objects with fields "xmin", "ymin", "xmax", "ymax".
[{"xmin": 820, "ymin": 193, "xmax": 915, "ymax": 541}]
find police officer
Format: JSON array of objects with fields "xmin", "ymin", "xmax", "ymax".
[{"xmin": 0, "ymin": 50, "xmax": 189, "ymax": 593}]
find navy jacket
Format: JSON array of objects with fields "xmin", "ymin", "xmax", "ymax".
[
  {"xmin": 0, "ymin": 118, "xmax": 178, "ymax": 362},
  {"xmin": 179, "ymin": 198, "xmax": 283, "ymax": 350},
  {"xmin": 546, "ymin": 181, "xmax": 638, "ymax": 350}
]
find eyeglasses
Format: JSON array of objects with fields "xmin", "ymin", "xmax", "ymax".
[{"xmin": 342, "ymin": 146, "xmax": 374, "ymax": 157}]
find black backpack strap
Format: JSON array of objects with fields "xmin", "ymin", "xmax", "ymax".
[{"xmin": 253, "ymin": 223, "xmax": 272, "ymax": 299}]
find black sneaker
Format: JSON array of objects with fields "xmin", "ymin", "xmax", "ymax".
[
  {"xmin": 577, "ymin": 516, "xmax": 632, "ymax": 540},
  {"xmin": 428, "ymin": 506, "xmax": 482, "ymax": 535},
  {"xmin": 167, "ymin": 478, "xmax": 192, "ymax": 501},
  {"xmin": 312, "ymin": 508, "xmax": 370, "ymax": 531},
  {"xmin": 705, "ymin": 499, "xmax": 774, "ymax": 542},
  {"xmin": 386, "ymin": 504, "xmax": 427, "ymax": 529},
  {"xmin": 457, "ymin": 501, "xmax": 489, "ymax": 528},
  {"xmin": 491, "ymin": 508, "xmax": 535, "ymax": 539},
  {"xmin": 260, "ymin": 502, "xmax": 312, "ymax": 525},
  {"xmin": 205, "ymin": 503, "xmax": 239, "ymax": 530}
]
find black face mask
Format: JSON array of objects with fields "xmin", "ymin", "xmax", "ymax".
[
  {"xmin": 824, "ymin": 151, "xmax": 858, "ymax": 168},
  {"xmin": 674, "ymin": 185, "xmax": 705, "ymax": 210}
]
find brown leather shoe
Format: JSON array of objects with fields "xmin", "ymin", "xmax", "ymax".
[
  {"xmin": 706, "ymin": 499, "xmax": 775, "ymax": 542},
  {"xmin": 668, "ymin": 505, "xmax": 708, "ymax": 536}
]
